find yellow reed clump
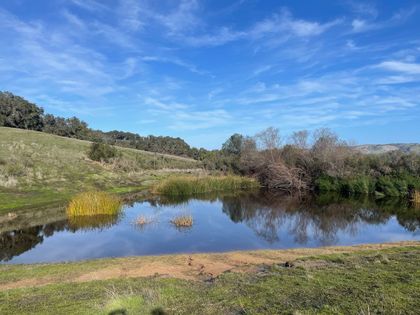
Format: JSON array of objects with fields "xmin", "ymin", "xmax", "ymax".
[
  {"xmin": 67, "ymin": 191, "xmax": 122, "ymax": 217},
  {"xmin": 170, "ymin": 215, "xmax": 193, "ymax": 228}
]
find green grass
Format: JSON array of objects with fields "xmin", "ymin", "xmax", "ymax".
[
  {"xmin": 0, "ymin": 127, "xmax": 200, "ymax": 211},
  {"xmin": 315, "ymin": 175, "xmax": 420, "ymax": 197},
  {"xmin": 153, "ymin": 175, "xmax": 259, "ymax": 196},
  {"xmin": 0, "ymin": 246, "xmax": 419, "ymax": 314}
]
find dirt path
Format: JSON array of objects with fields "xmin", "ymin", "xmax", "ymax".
[{"xmin": 1, "ymin": 241, "xmax": 418, "ymax": 291}]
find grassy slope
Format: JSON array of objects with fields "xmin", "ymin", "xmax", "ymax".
[
  {"xmin": 0, "ymin": 244, "xmax": 419, "ymax": 314},
  {"xmin": 0, "ymin": 127, "xmax": 200, "ymax": 211}
]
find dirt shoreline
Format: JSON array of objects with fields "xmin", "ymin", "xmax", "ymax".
[{"xmin": 1, "ymin": 241, "xmax": 419, "ymax": 291}]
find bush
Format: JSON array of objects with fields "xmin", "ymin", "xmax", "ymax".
[
  {"xmin": 340, "ymin": 177, "xmax": 373, "ymax": 195},
  {"xmin": 375, "ymin": 177, "xmax": 401, "ymax": 197},
  {"xmin": 314, "ymin": 176, "xmax": 340, "ymax": 192},
  {"xmin": 88, "ymin": 142, "xmax": 118, "ymax": 162}
]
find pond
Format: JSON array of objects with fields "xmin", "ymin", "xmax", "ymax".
[{"xmin": 1, "ymin": 191, "xmax": 419, "ymax": 264}]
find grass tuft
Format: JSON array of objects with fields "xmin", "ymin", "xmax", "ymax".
[
  {"xmin": 153, "ymin": 175, "xmax": 259, "ymax": 196},
  {"xmin": 66, "ymin": 191, "xmax": 122, "ymax": 217},
  {"xmin": 134, "ymin": 215, "xmax": 155, "ymax": 228},
  {"xmin": 171, "ymin": 214, "xmax": 193, "ymax": 228}
]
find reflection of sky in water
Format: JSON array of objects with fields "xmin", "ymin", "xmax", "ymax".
[{"xmin": 2, "ymin": 194, "xmax": 419, "ymax": 264}]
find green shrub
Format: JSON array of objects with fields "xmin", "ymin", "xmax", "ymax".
[
  {"xmin": 314, "ymin": 176, "xmax": 340, "ymax": 192},
  {"xmin": 340, "ymin": 177, "xmax": 373, "ymax": 195},
  {"xmin": 375, "ymin": 177, "xmax": 400, "ymax": 197},
  {"xmin": 88, "ymin": 142, "xmax": 118, "ymax": 162}
]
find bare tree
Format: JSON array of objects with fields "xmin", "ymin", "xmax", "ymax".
[
  {"xmin": 290, "ymin": 130, "xmax": 309, "ymax": 149},
  {"xmin": 311, "ymin": 128, "xmax": 353, "ymax": 177},
  {"xmin": 255, "ymin": 127, "xmax": 282, "ymax": 163}
]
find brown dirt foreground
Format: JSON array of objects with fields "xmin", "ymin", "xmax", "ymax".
[{"xmin": 1, "ymin": 241, "xmax": 419, "ymax": 291}]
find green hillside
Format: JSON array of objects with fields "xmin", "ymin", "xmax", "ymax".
[{"xmin": 0, "ymin": 127, "xmax": 201, "ymax": 211}]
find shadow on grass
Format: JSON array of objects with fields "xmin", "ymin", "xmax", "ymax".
[
  {"xmin": 107, "ymin": 306, "xmax": 167, "ymax": 314},
  {"xmin": 151, "ymin": 307, "xmax": 167, "ymax": 315}
]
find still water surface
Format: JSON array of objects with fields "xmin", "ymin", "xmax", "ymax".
[{"xmin": 1, "ymin": 191, "xmax": 419, "ymax": 263}]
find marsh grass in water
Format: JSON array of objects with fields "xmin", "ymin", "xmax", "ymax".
[
  {"xmin": 66, "ymin": 191, "xmax": 122, "ymax": 217},
  {"xmin": 171, "ymin": 214, "xmax": 193, "ymax": 228},
  {"xmin": 153, "ymin": 175, "xmax": 259, "ymax": 196},
  {"xmin": 133, "ymin": 214, "xmax": 156, "ymax": 229}
]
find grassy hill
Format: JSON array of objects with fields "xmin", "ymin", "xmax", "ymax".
[{"xmin": 0, "ymin": 127, "xmax": 201, "ymax": 211}]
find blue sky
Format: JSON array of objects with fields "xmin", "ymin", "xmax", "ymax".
[{"xmin": 0, "ymin": 0, "xmax": 419, "ymax": 148}]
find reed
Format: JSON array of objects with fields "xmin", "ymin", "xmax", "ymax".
[
  {"xmin": 134, "ymin": 215, "xmax": 154, "ymax": 227},
  {"xmin": 66, "ymin": 191, "xmax": 122, "ymax": 217},
  {"xmin": 411, "ymin": 190, "xmax": 420, "ymax": 203},
  {"xmin": 153, "ymin": 175, "xmax": 259, "ymax": 196},
  {"xmin": 170, "ymin": 215, "xmax": 193, "ymax": 228}
]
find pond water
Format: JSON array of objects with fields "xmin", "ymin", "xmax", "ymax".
[{"xmin": 1, "ymin": 191, "xmax": 419, "ymax": 264}]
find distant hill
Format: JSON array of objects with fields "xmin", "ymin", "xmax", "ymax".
[{"xmin": 354, "ymin": 143, "xmax": 420, "ymax": 154}]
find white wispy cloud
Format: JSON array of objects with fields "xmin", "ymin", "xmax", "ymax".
[
  {"xmin": 118, "ymin": 0, "xmax": 144, "ymax": 31},
  {"xmin": 351, "ymin": 6, "xmax": 416, "ymax": 33},
  {"xmin": 142, "ymin": 56, "xmax": 207, "ymax": 75},
  {"xmin": 250, "ymin": 9, "xmax": 341, "ymax": 38},
  {"xmin": 144, "ymin": 97, "xmax": 188, "ymax": 110},
  {"xmin": 346, "ymin": 1, "xmax": 378, "ymax": 18},
  {"xmin": 68, "ymin": 0, "xmax": 108, "ymax": 12},
  {"xmin": 158, "ymin": 0, "xmax": 201, "ymax": 34},
  {"xmin": 376, "ymin": 61, "xmax": 420, "ymax": 74},
  {"xmin": 176, "ymin": 8, "xmax": 341, "ymax": 47},
  {"xmin": 169, "ymin": 109, "xmax": 231, "ymax": 130}
]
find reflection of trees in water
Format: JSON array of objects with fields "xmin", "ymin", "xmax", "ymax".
[
  {"xmin": 220, "ymin": 191, "xmax": 417, "ymax": 245},
  {"xmin": 0, "ymin": 220, "xmax": 67, "ymax": 262},
  {"xmin": 0, "ymin": 213, "xmax": 121, "ymax": 262},
  {"xmin": 1, "ymin": 191, "xmax": 418, "ymax": 262},
  {"xmin": 148, "ymin": 191, "xmax": 237, "ymax": 207}
]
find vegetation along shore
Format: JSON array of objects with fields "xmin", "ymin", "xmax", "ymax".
[{"xmin": 1, "ymin": 92, "xmax": 419, "ymax": 212}]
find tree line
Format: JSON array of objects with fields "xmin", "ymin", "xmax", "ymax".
[
  {"xmin": 201, "ymin": 127, "xmax": 420, "ymax": 198},
  {"xmin": 0, "ymin": 91, "xmax": 196, "ymax": 157}
]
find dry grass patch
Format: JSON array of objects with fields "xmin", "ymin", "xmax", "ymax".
[
  {"xmin": 134, "ymin": 215, "xmax": 156, "ymax": 229},
  {"xmin": 171, "ymin": 214, "xmax": 193, "ymax": 228},
  {"xmin": 66, "ymin": 191, "xmax": 122, "ymax": 217}
]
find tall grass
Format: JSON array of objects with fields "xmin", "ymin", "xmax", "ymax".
[
  {"xmin": 66, "ymin": 191, "xmax": 122, "ymax": 217},
  {"xmin": 153, "ymin": 175, "xmax": 259, "ymax": 196}
]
